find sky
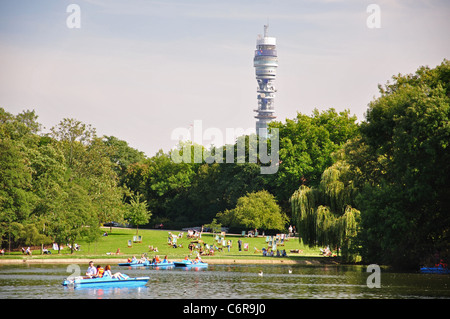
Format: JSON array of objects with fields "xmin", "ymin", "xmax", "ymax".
[{"xmin": 1, "ymin": 0, "xmax": 449, "ymax": 157}]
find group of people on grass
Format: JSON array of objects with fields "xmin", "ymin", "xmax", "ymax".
[{"xmin": 261, "ymin": 248, "xmax": 288, "ymax": 257}]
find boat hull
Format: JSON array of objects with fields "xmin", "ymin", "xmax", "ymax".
[
  {"xmin": 173, "ymin": 261, "xmax": 208, "ymax": 268},
  {"xmin": 118, "ymin": 261, "xmax": 174, "ymax": 267},
  {"xmin": 151, "ymin": 262, "xmax": 174, "ymax": 267},
  {"xmin": 420, "ymin": 267, "xmax": 450, "ymax": 274},
  {"xmin": 118, "ymin": 261, "xmax": 150, "ymax": 266},
  {"xmin": 62, "ymin": 276, "xmax": 150, "ymax": 288}
]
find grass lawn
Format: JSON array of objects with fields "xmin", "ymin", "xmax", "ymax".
[{"xmin": 3, "ymin": 227, "xmax": 324, "ymax": 262}]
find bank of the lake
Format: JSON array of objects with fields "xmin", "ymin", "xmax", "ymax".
[
  {"xmin": 1, "ymin": 227, "xmax": 334, "ymax": 266},
  {"xmin": 0, "ymin": 256, "xmax": 332, "ymax": 265}
]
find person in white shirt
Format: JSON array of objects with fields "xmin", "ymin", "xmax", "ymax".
[{"xmin": 85, "ymin": 261, "xmax": 97, "ymax": 278}]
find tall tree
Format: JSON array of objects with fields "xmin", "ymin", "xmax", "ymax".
[
  {"xmin": 49, "ymin": 118, "xmax": 126, "ymax": 239},
  {"xmin": 125, "ymin": 193, "xmax": 151, "ymax": 234},
  {"xmin": 217, "ymin": 190, "xmax": 287, "ymax": 232},
  {"xmin": 269, "ymin": 108, "xmax": 359, "ymax": 211},
  {"xmin": 355, "ymin": 60, "xmax": 450, "ymax": 268},
  {"xmin": 290, "ymin": 160, "xmax": 360, "ymax": 262},
  {"xmin": 50, "ymin": 118, "xmax": 96, "ymax": 168},
  {"xmin": 102, "ymin": 135, "xmax": 146, "ymax": 185}
]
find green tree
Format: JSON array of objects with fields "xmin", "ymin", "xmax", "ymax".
[
  {"xmin": 269, "ymin": 108, "xmax": 359, "ymax": 211},
  {"xmin": 50, "ymin": 119, "xmax": 126, "ymax": 227},
  {"xmin": 178, "ymin": 162, "xmax": 269, "ymax": 227},
  {"xmin": 49, "ymin": 118, "xmax": 96, "ymax": 168},
  {"xmin": 355, "ymin": 60, "xmax": 450, "ymax": 268},
  {"xmin": 15, "ymin": 223, "xmax": 52, "ymax": 253},
  {"xmin": 126, "ymin": 193, "xmax": 151, "ymax": 234},
  {"xmin": 124, "ymin": 149, "xmax": 196, "ymax": 227},
  {"xmin": 0, "ymin": 139, "xmax": 36, "ymax": 223},
  {"xmin": 290, "ymin": 160, "xmax": 360, "ymax": 262},
  {"xmin": 217, "ymin": 190, "xmax": 287, "ymax": 232},
  {"xmin": 102, "ymin": 135, "xmax": 146, "ymax": 185},
  {"xmin": 204, "ymin": 218, "xmax": 222, "ymax": 235}
]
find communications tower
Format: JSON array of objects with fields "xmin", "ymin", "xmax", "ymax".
[{"xmin": 253, "ymin": 24, "xmax": 278, "ymax": 138}]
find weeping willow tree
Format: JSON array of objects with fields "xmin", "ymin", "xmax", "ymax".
[{"xmin": 290, "ymin": 161, "xmax": 360, "ymax": 262}]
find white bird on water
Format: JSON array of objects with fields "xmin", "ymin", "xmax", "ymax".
[
  {"xmin": 258, "ymin": 270, "xmax": 263, "ymax": 277},
  {"xmin": 288, "ymin": 269, "xmax": 292, "ymax": 274}
]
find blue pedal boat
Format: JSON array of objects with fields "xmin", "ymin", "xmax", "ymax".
[
  {"xmin": 150, "ymin": 261, "xmax": 174, "ymax": 268},
  {"xmin": 118, "ymin": 261, "xmax": 150, "ymax": 267},
  {"xmin": 173, "ymin": 260, "xmax": 208, "ymax": 268},
  {"xmin": 420, "ymin": 266, "xmax": 450, "ymax": 274},
  {"xmin": 118, "ymin": 261, "xmax": 174, "ymax": 268},
  {"xmin": 62, "ymin": 276, "xmax": 150, "ymax": 288}
]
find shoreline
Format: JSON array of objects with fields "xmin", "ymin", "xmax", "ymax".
[{"xmin": 0, "ymin": 257, "xmax": 333, "ymax": 266}]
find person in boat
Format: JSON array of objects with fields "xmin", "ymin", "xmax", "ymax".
[
  {"xmin": 162, "ymin": 255, "xmax": 169, "ymax": 263},
  {"xmin": 104, "ymin": 265, "xmax": 129, "ymax": 279},
  {"xmin": 86, "ymin": 261, "xmax": 97, "ymax": 278},
  {"xmin": 139, "ymin": 254, "xmax": 147, "ymax": 263},
  {"xmin": 194, "ymin": 255, "xmax": 202, "ymax": 264},
  {"xmin": 131, "ymin": 256, "xmax": 138, "ymax": 263},
  {"xmin": 95, "ymin": 265, "xmax": 104, "ymax": 278}
]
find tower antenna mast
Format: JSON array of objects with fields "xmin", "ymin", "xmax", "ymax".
[{"xmin": 253, "ymin": 24, "xmax": 278, "ymax": 138}]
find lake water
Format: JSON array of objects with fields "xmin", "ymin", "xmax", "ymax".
[{"xmin": 0, "ymin": 263, "xmax": 449, "ymax": 299}]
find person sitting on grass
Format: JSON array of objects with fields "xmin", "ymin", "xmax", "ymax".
[{"xmin": 261, "ymin": 247, "xmax": 267, "ymax": 256}]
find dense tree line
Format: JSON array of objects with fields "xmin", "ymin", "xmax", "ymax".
[
  {"xmin": 290, "ymin": 60, "xmax": 450, "ymax": 268},
  {"xmin": 0, "ymin": 105, "xmax": 356, "ymax": 251},
  {"xmin": 0, "ymin": 112, "xmax": 149, "ymax": 253},
  {"xmin": 117, "ymin": 108, "xmax": 358, "ymax": 230},
  {"xmin": 350, "ymin": 60, "xmax": 450, "ymax": 269},
  {"xmin": 1, "ymin": 60, "xmax": 448, "ymax": 269}
]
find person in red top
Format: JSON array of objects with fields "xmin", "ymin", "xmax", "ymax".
[{"xmin": 95, "ymin": 265, "xmax": 104, "ymax": 278}]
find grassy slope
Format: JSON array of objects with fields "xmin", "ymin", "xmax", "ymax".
[{"xmin": 3, "ymin": 227, "xmax": 323, "ymax": 262}]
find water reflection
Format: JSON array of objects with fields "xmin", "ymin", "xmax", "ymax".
[
  {"xmin": 0, "ymin": 263, "xmax": 449, "ymax": 299},
  {"xmin": 64, "ymin": 285, "xmax": 149, "ymax": 299}
]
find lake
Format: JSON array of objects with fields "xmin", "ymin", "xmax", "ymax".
[{"xmin": 0, "ymin": 263, "xmax": 449, "ymax": 299}]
